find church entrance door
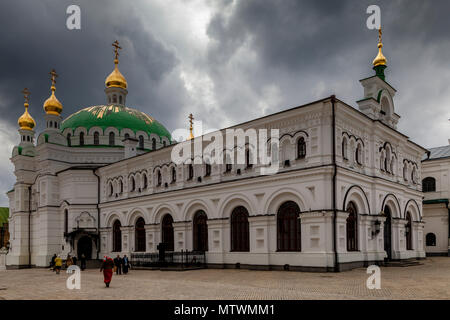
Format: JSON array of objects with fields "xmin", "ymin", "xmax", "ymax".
[
  {"xmin": 383, "ymin": 206, "xmax": 392, "ymax": 260},
  {"xmin": 77, "ymin": 236, "xmax": 92, "ymax": 260}
]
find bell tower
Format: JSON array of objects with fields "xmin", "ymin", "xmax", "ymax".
[{"xmin": 357, "ymin": 28, "xmax": 400, "ymax": 129}]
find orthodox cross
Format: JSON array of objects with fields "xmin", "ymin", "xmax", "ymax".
[
  {"xmin": 112, "ymin": 40, "xmax": 121, "ymax": 61},
  {"xmin": 188, "ymin": 113, "xmax": 194, "ymax": 139},
  {"xmin": 378, "ymin": 28, "xmax": 382, "ymax": 43},
  {"xmin": 49, "ymin": 69, "xmax": 58, "ymax": 86},
  {"xmin": 22, "ymin": 88, "xmax": 30, "ymax": 104}
]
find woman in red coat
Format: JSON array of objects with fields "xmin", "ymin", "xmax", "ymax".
[{"xmin": 100, "ymin": 256, "xmax": 115, "ymax": 287}]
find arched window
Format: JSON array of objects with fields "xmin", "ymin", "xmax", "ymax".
[
  {"xmin": 109, "ymin": 132, "xmax": 115, "ymax": 146},
  {"xmin": 411, "ymin": 167, "xmax": 417, "ymax": 183},
  {"xmin": 342, "ymin": 138, "xmax": 348, "ymax": 160},
  {"xmin": 403, "ymin": 163, "xmax": 408, "ymax": 181},
  {"xmin": 157, "ymin": 170, "xmax": 162, "ymax": 186},
  {"xmin": 135, "ymin": 217, "xmax": 146, "ymax": 252},
  {"xmin": 119, "ymin": 95, "xmax": 123, "ymax": 104},
  {"xmin": 163, "ymin": 141, "xmax": 166, "ymax": 147},
  {"xmin": 113, "ymin": 220, "xmax": 122, "ymax": 252},
  {"xmin": 108, "ymin": 182, "xmax": 114, "ymax": 196},
  {"xmin": 297, "ymin": 137, "xmax": 306, "ymax": 159},
  {"xmin": 64, "ymin": 209, "xmax": 68, "ymax": 234},
  {"xmin": 355, "ymin": 144, "xmax": 362, "ymax": 165},
  {"xmin": 425, "ymin": 233, "xmax": 436, "ymax": 246},
  {"xmin": 113, "ymin": 94, "xmax": 117, "ymax": 103},
  {"xmin": 231, "ymin": 206, "xmax": 249, "ymax": 252},
  {"xmin": 405, "ymin": 212, "xmax": 412, "ymax": 250},
  {"xmin": 79, "ymin": 132, "xmax": 85, "ymax": 146},
  {"xmin": 139, "ymin": 135, "xmax": 144, "ymax": 149},
  {"xmin": 346, "ymin": 202, "xmax": 358, "ymax": 251},
  {"xmin": 130, "ymin": 176, "xmax": 136, "ymax": 191},
  {"xmin": 143, "ymin": 174, "xmax": 148, "ymax": 189},
  {"xmin": 205, "ymin": 163, "xmax": 211, "ymax": 176},
  {"xmin": 171, "ymin": 167, "xmax": 177, "ymax": 183},
  {"xmin": 124, "ymin": 133, "xmax": 130, "ymax": 140},
  {"xmin": 94, "ymin": 132, "xmax": 99, "ymax": 145},
  {"xmin": 193, "ymin": 210, "xmax": 208, "ymax": 251},
  {"xmin": 246, "ymin": 148, "xmax": 253, "ymax": 168},
  {"xmin": 277, "ymin": 201, "xmax": 301, "ymax": 251},
  {"xmin": 119, "ymin": 180, "xmax": 123, "ymax": 194},
  {"xmin": 152, "ymin": 138, "xmax": 156, "ymax": 150},
  {"xmin": 188, "ymin": 164, "xmax": 194, "ymax": 180},
  {"xmin": 422, "ymin": 177, "xmax": 436, "ymax": 192},
  {"xmin": 162, "ymin": 214, "xmax": 174, "ymax": 251},
  {"xmin": 67, "ymin": 133, "xmax": 71, "ymax": 147}
]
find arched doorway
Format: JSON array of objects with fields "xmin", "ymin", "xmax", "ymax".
[
  {"xmin": 77, "ymin": 236, "xmax": 92, "ymax": 260},
  {"xmin": 405, "ymin": 212, "xmax": 412, "ymax": 250},
  {"xmin": 193, "ymin": 210, "xmax": 208, "ymax": 252},
  {"xmin": 112, "ymin": 220, "xmax": 122, "ymax": 252},
  {"xmin": 135, "ymin": 217, "xmax": 146, "ymax": 252},
  {"xmin": 383, "ymin": 206, "xmax": 392, "ymax": 260},
  {"xmin": 162, "ymin": 214, "xmax": 174, "ymax": 251},
  {"xmin": 277, "ymin": 201, "xmax": 301, "ymax": 251},
  {"xmin": 346, "ymin": 202, "xmax": 358, "ymax": 251}
]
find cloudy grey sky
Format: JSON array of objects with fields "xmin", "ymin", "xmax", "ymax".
[{"xmin": 0, "ymin": 0, "xmax": 449, "ymax": 206}]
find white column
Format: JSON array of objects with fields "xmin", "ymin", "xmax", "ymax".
[
  {"xmin": 413, "ymin": 221, "xmax": 426, "ymax": 258},
  {"xmin": 120, "ymin": 226, "xmax": 133, "ymax": 254},
  {"xmin": 173, "ymin": 221, "xmax": 189, "ymax": 251},
  {"xmin": 144, "ymin": 224, "xmax": 159, "ymax": 253},
  {"xmin": 392, "ymin": 218, "xmax": 407, "ymax": 259}
]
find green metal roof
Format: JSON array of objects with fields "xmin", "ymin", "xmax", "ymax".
[
  {"xmin": 61, "ymin": 105, "xmax": 171, "ymax": 141},
  {"xmin": 0, "ymin": 208, "xmax": 9, "ymax": 227}
]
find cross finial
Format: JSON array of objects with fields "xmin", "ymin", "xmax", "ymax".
[
  {"xmin": 22, "ymin": 88, "xmax": 30, "ymax": 105},
  {"xmin": 49, "ymin": 69, "xmax": 58, "ymax": 88},
  {"xmin": 188, "ymin": 113, "xmax": 194, "ymax": 140},
  {"xmin": 112, "ymin": 40, "xmax": 121, "ymax": 63},
  {"xmin": 378, "ymin": 28, "xmax": 382, "ymax": 44}
]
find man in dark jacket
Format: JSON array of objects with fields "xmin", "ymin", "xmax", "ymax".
[
  {"xmin": 122, "ymin": 255, "xmax": 130, "ymax": 274},
  {"xmin": 114, "ymin": 255, "xmax": 122, "ymax": 275}
]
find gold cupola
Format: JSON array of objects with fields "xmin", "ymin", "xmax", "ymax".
[
  {"xmin": 105, "ymin": 40, "xmax": 128, "ymax": 89},
  {"xmin": 372, "ymin": 28, "xmax": 387, "ymax": 67},
  {"xmin": 43, "ymin": 69, "xmax": 63, "ymax": 115},
  {"xmin": 18, "ymin": 88, "xmax": 36, "ymax": 130}
]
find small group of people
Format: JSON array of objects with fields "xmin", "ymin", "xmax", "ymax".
[
  {"xmin": 100, "ymin": 254, "xmax": 131, "ymax": 288},
  {"xmin": 50, "ymin": 253, "xmax": 87, "ymax": 274}
]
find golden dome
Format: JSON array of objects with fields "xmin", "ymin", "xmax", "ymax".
[
  {"xmin": 373, "ymin": 29, "xmax": 387, "ymax": 67},
  {"xmin": 44, "ymin": 69, "xmax": 63, "ymax": 115},
  {"xmin": 18, "ymin": 100, "xmax": 36, "ymax": 131},
  {"xmin": 105, "ymin": 61, "xmax": 128, "ymax": 89}
]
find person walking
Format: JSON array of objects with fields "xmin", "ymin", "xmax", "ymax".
[
  {"xmin": 72, "ymin": 255, "xmax": 77, "ymax": 266},
  {"xmin": 100, "ymin": 256, "xmax": 115, "ymax": 287},
  {"xmin": 80, "ymin": 254, "xmax": 86, "ymax": 271},
  {"xmin": 54, "ymin": 255, "xmax": 63, "ymax": 275},
  {"xmin": 114, "ymin": 255, "xmax": 122, "ymax": 275},
  {"xmin": 50, "ymin": 254, "xmax": 57, "ymax": 271},
  {"xmin": 65, "ymin": 254, "xmax": 73, "ymax": 269},
  {"xmin": 122, "ymin": 254, "xmax": 130, "ymax": 274}
]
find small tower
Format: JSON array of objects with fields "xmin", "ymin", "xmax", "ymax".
[
  {"xmin": 105, "ymin": 40, "xmax": 128, "ymax": 106},
  {"xmin": 43, "ymin": 69, "xmax": 63, "ymax": 131},
  {"xmin": 17, "ymin": 88, "xmax": 36, "ymax": 147},
  {"xmin": 357, "ymin": 28, "xmax": 399, "ymax": 129}
]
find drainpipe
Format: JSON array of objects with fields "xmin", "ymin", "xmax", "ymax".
[
  {"xmin": 28, "ymin": 185, "xmax": 32, "ymax": 268},
  {"xmin": 94, "ymin": 170, "xmax": 101, "ymax": 260},
  {"xmin": 331, "ymin": 95, "xmax": 339, "ymax": 272}
]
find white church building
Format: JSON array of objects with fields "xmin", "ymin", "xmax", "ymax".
[{"xmin": 6, "ymin": 33, "xmax": 428, "ymax": 271}]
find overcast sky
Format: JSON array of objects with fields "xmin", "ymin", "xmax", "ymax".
[{"xmin": 0, "ymin": 0, "xmax": 449, "ymax": 206}]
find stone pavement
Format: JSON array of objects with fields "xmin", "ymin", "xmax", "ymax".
[{"xmin": 0, "ymin": 257, "xmax": 449, "ymax": 300}]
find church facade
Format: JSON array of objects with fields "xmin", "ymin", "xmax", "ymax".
[{"xmin": 6, "ymin": 34, "xmax": 428, "ymax": 271}]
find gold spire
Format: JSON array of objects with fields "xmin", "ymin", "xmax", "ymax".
[
  {"xmin": 105, "ymin": 40, "xmax": 128, "ymax": 89},
  {"xmin": 18, "ymin": 88, "xmax": 36, "ymax": 130},
  {"xmin": 188, "ymin": 113, "xmax": 194, "ymax": 140},
  {"xmin": 373, "ymin": 28, "xmax": 387, "ymax": 67},
  {"xmin": 43, "ymin": 69, "xmax": 63, "ymax": 115}
]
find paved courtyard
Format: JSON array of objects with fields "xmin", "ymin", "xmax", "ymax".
[{"xmin": 0, "ymin": 257, "xmax": 449, "ymax": 300}]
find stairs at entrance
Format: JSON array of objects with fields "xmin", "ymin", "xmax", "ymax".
[{"xmin": 384, "ymin": 258, "xmax": 423, "ymax": 267}]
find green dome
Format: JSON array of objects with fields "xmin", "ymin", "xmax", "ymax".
[{"xmin": 61, "ymin": 105, "xmax": 171, "ymax": 141}]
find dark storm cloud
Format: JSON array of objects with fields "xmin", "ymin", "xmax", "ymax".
[
  {"xmin": 0, "ymin": 0, "xmax": 185, "ymax": 133},
  {"xmin": 204, "ymin": 0, "xmax": 450, "ymax": 145}
]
